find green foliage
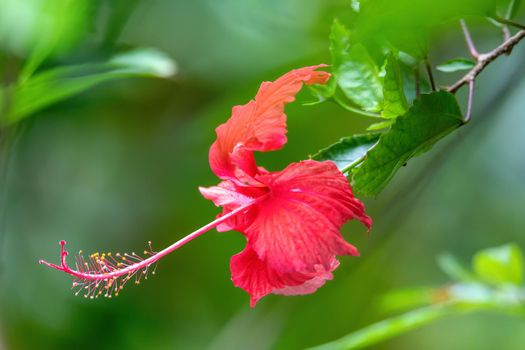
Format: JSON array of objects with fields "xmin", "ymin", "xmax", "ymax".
[
  {"xmin": 381, "ymin": 54, "xmax": 408, "ymax": 118},
  {"xmin": 366, "ymin": 120, "xmax": 394, "ymax": 131},
  {"xmin": 3, "ymin": 48, "xmax": 176, "ymax": 125},
  {"xmin": 311, "ymin": 244, "xmax": 525, "ymax": 350},
  {"xmin": 0, "ymin": 0, "xmax": 92, "ymax": 59},
  {"xmin": 352, "ymin": 92, "xmax": 463, "ymax": 196},
  {"xmin": 312, "ymin": 133, "xmax": 380, "ymax": 172},
  {"xmin": 379, "ymin": 287, "xmax": 437, "ymax": 313},
  {"xmin": 437, "ymin": 58, "xmax": 476, "ymax": 73},
  {"xmin": 437, "ymin": 253, "xmax": 476, "ymax": 282},
  {"xmin": 353, "ymin": 0, "xmax": 499, "ymax": 58},
  {"xmin": 2, "ymin": 0, "xmax": 525, "ymax": 349},
  {"xmin": 308, "ymin": 305, "xmax": 451, "ymax": 350},
  {"xmin": 317, "ymin": 20, "xmax": 411, "ymax": 120},
  {"xmin": 496, "ymin": 0, "xmax": 522, "ymax": 18},
  {"xmin": 473, "ymin": 244, "xmax": 524, "ymax": 286},
  {"xmin": 330, "ymin": 20, "xmax": 383, "ymax": 112}
]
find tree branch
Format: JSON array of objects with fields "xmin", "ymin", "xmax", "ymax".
[
  {"xmin": 425, "ymin": 58, "xmax": 436, "ymax": 91},
  {"xmin": 493, "ymin": 16, "xmax": 525, "ymax": 31},
  {"xmin": 448, "ymin": 29, "xmax": 525, "ymax": 93},
  {"xmin": 460, "ymin": 20, "xmax": 479, "ymax": 59},
  {"xmin": 464, "ymin": 80, "xmax": 474, "ymax": 123}
]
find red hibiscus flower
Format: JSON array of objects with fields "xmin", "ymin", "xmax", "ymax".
[
  {"xmin": 40, "ymin": 65, "xmax": 371, "ymax": 306},
  {"xmin": 200, "ymin": 65, "xmax": 371, "ymax": 306}
]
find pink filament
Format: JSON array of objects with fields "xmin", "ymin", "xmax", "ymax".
[{"xmin": 39, "ymin": 194, "xmax": 268, "ymax": 281}]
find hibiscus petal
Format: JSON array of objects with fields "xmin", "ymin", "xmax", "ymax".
[
  {"xmin": 247, "ymin": 160, "xmax": 371, "ymax": 273},
  {"xmin": 199, "ymin": 181, "xmax": 254, "ymax": 209},
  {"xmin": 209, "ymin": 65, "xmax": 331, "ymax": 181},
  {"xmin": 199, "ymin": 181, "xmax": 267, "ymax": 232},
  {"xmin": 273, "ymin": 259, "xmax": 339, "ymax": 296},
  {"xmin": 230, "ymin": 245, "xmax": 337, "ymax": 307}
]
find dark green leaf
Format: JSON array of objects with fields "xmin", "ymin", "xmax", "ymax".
[
  {"xmin": 312, "ymin": 133, "xmax": 380, "ymax": 172},
  {"xmin": 382, "ymin": 54, "xmax": 408, "ymax": 118},
  {"xmin": 5, "ymin": 48, "xmax": 176, "ymax": 124},
  {"xmin": 436, "ymin": 58, "xmax": 476, "ymax": 73},
  {"xmin": 352, "ymin": 91, "xmax": 463, "ymax": 196},
  {"xmin": 473, "ymin": 244, "xmax": 523, "ymax": 286},
  {"xmin": 330, "ymin": 20, "xmax": 383, "ymax": 112}
]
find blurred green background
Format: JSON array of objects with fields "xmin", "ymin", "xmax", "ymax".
[{"xmin": 1, "ymin": 0, "xmax": 525, "ymax": 349}]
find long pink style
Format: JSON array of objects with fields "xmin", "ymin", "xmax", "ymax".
[{"xmin": 39, "ymin": 195, "xmax": 268, "ymax": 298}]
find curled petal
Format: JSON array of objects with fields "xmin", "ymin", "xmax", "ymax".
[
  {"xmin": 209, "ymin": 65, "xmax": 331, "ymax": 181},
  {"xmin": 230, "ymin": 245, "xmax": 338, "ymax": 307},
  {"xmin": 247, "ymin": 160, "xmax": 371, "ymax": 273},
  {"xmin": 273, "ymin": 259, "xmax": 339, "ymax": 296}
]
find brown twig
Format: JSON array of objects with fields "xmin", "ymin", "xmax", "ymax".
[
  {"xmin": 464, "ymin": 80, "xmax": 474, "ymax": 123},
  {"xmin": 501, "ymin": 25, "xmax": 512, "ymax": 42},
  {"xmin": 493, "ymin": 16, "xmax": 525, "ymax": 31},
  {"xmin": 460, "ymin": 20, "xmax": 479, "ymax": 60},
  {"xmin": 425, "ymin": 58, "xmax": 436, "ymax": 91},
  {"xmin": 448, "ymin": 28, "xmax": 525, "ymax": 93}
]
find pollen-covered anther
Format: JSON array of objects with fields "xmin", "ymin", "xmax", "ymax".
[{"xmin": 41, "ymin": 240, "xmax": 159, "ymax": 299}]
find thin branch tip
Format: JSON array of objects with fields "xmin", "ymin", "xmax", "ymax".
[{"xmin": 449, "ymin": 29, "xmax": 525, "ymax": 93}]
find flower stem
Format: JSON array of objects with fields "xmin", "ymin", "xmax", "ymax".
[{"xmin": 40, "ymin": 194, "xmax": 268, "ymax": 280}]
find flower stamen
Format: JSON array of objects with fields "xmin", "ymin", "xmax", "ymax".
[{"xmin": 40, "ymin": 195, "xmax": 267, "ymax": 298}]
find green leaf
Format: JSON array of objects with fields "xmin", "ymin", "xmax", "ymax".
[
  {"xmin": 353, "ymin": 0, "xmax": 499, "ymax": 58},
  {"xmin": 330, "ymin": 19, "xmax": 351, "ymax": 73},
  {"xmin": 473, "ymin": 244, "xmax": 524, "ymax": 286},
  {"xmin": 108, "ymin": 48, "xmax": 176, "ymax": 78},
  {"xmin": 437, "ymin": 253, "xmax": 476, "ymax": 282},
  {"xmin": 367, "ymin": 120, "xmax": 393, "ymax": 131},
  {"xmin": 304, "ymin": 82, "xmax": 336, "ymax": 106},
  {"xmin": 352, "ymin": 91, "xmax": 463, "ymax": 196},
  {"xmin": 497, "ymin": 0, "xmax": 522, "ymax": 18},
  {"xmin": 312, "ymin": 133, "xmax": 380, "ymax": 172},
  {"xmin": 308, "ymin": 304, "xmax": 452, "ymax": 350},
  {"xmin": 381, "ymin": 54, "xmax": 408, "ymax": 118},
  {"xmin": 330, "ymin": 20, "xmax": 383, "ymax": 112},
  {"xmin": 436, "ymin": 58, "xmax": 476, "ymax": 73},
  {"xmin": 379, "ymin": 287, "xmax": 436, "ymax": 313},
  {"xmin": 5, "ymin": 48, "xmax": 176, "ymax": 125},
  {"xmin": 0, "ymin": 0, "xmax": 92, "ymax": 60}
]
